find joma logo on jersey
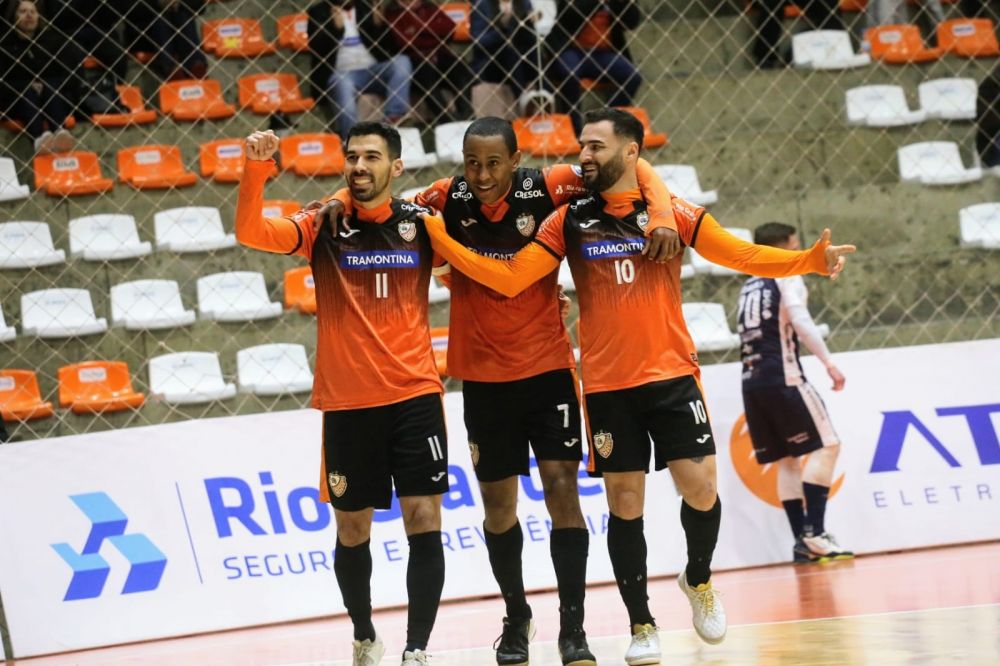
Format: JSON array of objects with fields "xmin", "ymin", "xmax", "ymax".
[
  {"xmin": 582, "ymin": 238, "xmax": 645, "ymax": 259},
  {"xmin": 340, "ymin": 250, "xmax": 419, "ymax": 269}
]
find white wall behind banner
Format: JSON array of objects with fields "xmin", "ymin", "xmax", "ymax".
[{"xmin": 0, "ymin": 339, "xmax": 997, "ymax": 657}]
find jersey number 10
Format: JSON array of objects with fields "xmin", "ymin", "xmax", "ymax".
[
  {"xmin": 738, "ymin": 288, "xmax": 762, "ymax": 329},
  {"xmin": 614, "ymin": 258, "xmax": 636, "ymax": 285}
]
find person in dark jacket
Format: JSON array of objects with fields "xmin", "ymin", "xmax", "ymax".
[
  {"xmin": 0, "ymin": 0, "xmax": 82, "ymax": 154},
  {"xmin": 124, "ymin": 0, "xmax": 206, "ymax": 81},
  {"xmin": 976, "ymin": 63, "xmax": 1000, "ymax": 169},
  {"xmin": 48, "ymin": 0, "xmax": 129, "ymax": 83},
  {"xmin": 470, "ymin": 0, "xmax": 541, "ymax": 101}
]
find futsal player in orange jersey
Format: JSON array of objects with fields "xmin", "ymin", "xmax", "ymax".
[
  {"xmin": 420, "ymin": 109, "xmax": 856, "ymax": 665},
  {"xmin": 235, "ymin": 124, "xmax": 447, "ymax": 666}
]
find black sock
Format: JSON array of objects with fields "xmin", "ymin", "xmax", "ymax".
[
  {"xmin": 607, "ymin": 513, "xmax": 654, "ymax": 627},
  {"xmin": 550, "ymin": 527, "xmax": 589, "ymax": 636},
  {"xmin": 782, "ymin": 499, "xmax": 806, "ymax": 538},
  {"xmin": 404, "ymin": 531, "xmax": 444, "ymax": 653},
  {"xmin": 484, "ymin": 522, "xmax": 532, "ymax": 620},
  {"xmin": 680, "ymin": 497, "xmax": 721, "ymax": 588},
  {"xmin": 334, "ymin": 538, "xmax": 375, "ymax": 642},
  {"xmin": 803, "ymin": 483, "xmax": 829, "ymax": 535}
]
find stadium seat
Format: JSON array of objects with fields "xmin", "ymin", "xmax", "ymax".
[
  {"xmin": 199, "ymin": 138, "xmax": 276, "ymax": 183},
  {"xmin": 153, "ymin": 206, "xmax": 237, "ymax": 253},
  {"xmin": 0, "ymin": 370, "xmax": 54, "ymax": 421},
  {"xmin": 399, "ymin": 127, "xmax": 438, "ymax": 169},
  {"xmin": 277, "ymin": 13, "xmax": 309, "ymax": 52},
  {"xmin": 263, "ymin": 199, "xmax": 302, "ymax": 218},
  {"xmin": 148, "ymin": 351, "xmax": 236, "ymax": 404},
  {"xmin": 441, "ymin": 2, "xmax": 471, "ymax": 42},
  {"xmin": 34, "ymin": 151, "xmax": 114, "ymax": 197},
  {"xmin": 0, "ymin": 221, "xmax": 66, "ymax": 268},
  {"xmin": 21, "ymin": 288, "xmax": 108, "ymax": 338},
  {"xmin": 92, "ymin": 86, "xmax": 157, "ymax": 128},
  {"xmin": 682, "ymin": 302, "xmax": 740, "ymax": 352},
  {"xmin": 958, "ymin": 203, "xmax": 1000, "ymax": 248},
  {"xmin": 918, "ymin": 78, "xmax": 978, "ymax": 120},
  {"xmin": 558, "ymin": 262, "xmax": 575, "ymax": 292},
  {"xmin": 283, "ymin": 266, "xmax": 316, "ymax": 314},
  {"xmin": 513, "ymin": 114, "xmax": 579, "ymax": 157},
  {"xmin": 202, "ymin": 18, "xmax": 276, "ymax": 57},
  {"xmin": 429, "ymin": 277, "xmax": 451, "ymax": 304},
  {"xmin": 792, "ymin": 30, "xmax": 871, "ymax": 69},
  {"xmin": 58, "ymin": 361, "xmax": 146, "ymax": 414},
  {"xmin": 865, "ymin": 25, "xmax": 942, "ymax": 63},
  {"xmin": 159, "ymin": 79, "xmax": 236, "ymax": 121},
  {"xmin": 238, "ymin": 73, "xmax": 315, "ymax": 115},
  {"xmin": 197, "ymin": 271, "xmax": 283, "ymax": 322},
  {"xmin": 680, "ymin": 263, "xmax": 695, "ymax": 280},
  {"xmin": 845, "ymin": 85, "xmax": 926, "ymax": 127},
  {"xmin": 0, "ymin": 303, "xmax": 15, "ymax": 342},
  {"xmin": 936, "ymin": 18, "xmax": 999, "ymax": 57},
  {"xmin": 430, "ymin": 327, "xmax": 448, "ymax": 376},
  {"xmin": 534, "ymin": 0, "xmax": 557, "ymax": 37},
  {"xmin": 236, "ymin": 343, "xmax": 313, "ymax": 395},
  {"xmin": 0, "ymin": 157, "xmax": 29, "ymax": 201},
  {"xmin": 690, "ymin": 227, "xmax": 753, "ymax": 276},
  {"xmin": 652, "ymin": 165, "xmax": 718, "ymax": 206},
  {"xmin": 69, "ymin": 214, "xmax": 152, "ymax": 262},
  {"xmin": 117, "ymin": 145, "xmax": 197, "ymax": 190},
  {"xmin": 110, "ymin": 279, "xmax": 196, "ymax": 330},
  {"xmin": 280, "ymin": 133, "xmax": 345, "ymax": 176},
  {"xmin": 434, "ymin": 120, "xmax": 472, "ymax": 163},
  {"xmin": 897, "ymin": 141, "xmax": 983, "ymax": 185},
  {"xmin": 618, "ymin": 107, "xmax": 668, "ymax": 149}
]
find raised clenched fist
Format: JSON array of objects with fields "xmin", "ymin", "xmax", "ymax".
[{"xmin": 246, "ymin": 130, "xmax": 279, "ymax": 161}]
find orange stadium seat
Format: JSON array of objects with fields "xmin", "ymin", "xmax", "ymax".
[
  {"xmin": 238, "ymin": 73, "xmax": 316, "ymax": 115},
  {"xmin": 0, "ymin": 369, "xmax": 54, "ymax": 421},
  {"xmin": 92, "ymin": 86, "xmax": 158, "ymax": 128},
  {"xmin": 2, "ymin": 115, "xmax": 76, "ymax": 133},
  {"xmin": 866, "ymin": 24, "xmax": 942, "ymax": 63},
  {"xmin": 617, "ymin": 106, "xmax": 668, "ymax": 149},
  {"xmin": 279, "ymin": 133, "xmax": 346, "ymax": 176},
  {"xmin": 58, "ymin": 361, "xmax": 146, "ymax": 414},
  {"xmin": 430, "ymin": 327, "xmax": 448, "ymax": 376},
  {"xmin": 442, "ymin": 2, "xmax": 471, "ymax": 42},
  {"xmin": 513, "ymin": 114, "xmax": 579, "ymax": 158},
  {"xmin": 937, "ymin": 18, "xmax": 1000, "ymax": 57},
  {"xmin": 199, "ymin": 138, "xmax": 276, "ymax": 183},
  {"xmin": 118, "ymin": 145, "xmax": 197, "ymax": 190},
  {"xmin": 277, "ymin": 13, "xmax": 309, "ymax": 52},
  {"xmin": 33, "ymin": 151, "xmax": 114, "ymax": 197},
  {"xmin": 202, "ymin": 18, "xmax": 276, "ymax": 58},
  {"xmin": 263, "ymin": 199, "xmax": 302, "ymax": 218},
  {"xmin": 284, "ymin": 266, "xmax": 317, "ymax": 314},
  {"xmin": 159, "ymin": 79, "xmax": 236, "ymax": 121}
]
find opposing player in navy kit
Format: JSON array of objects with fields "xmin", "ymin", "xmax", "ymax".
[{"xmin": 737, "ymin": 222, "xmax": 854, "ymax": 564}]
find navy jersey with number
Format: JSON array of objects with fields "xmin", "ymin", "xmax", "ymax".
[{"xmin": 737, "ymin": 276, "xmax": 805, "ymax": 389}]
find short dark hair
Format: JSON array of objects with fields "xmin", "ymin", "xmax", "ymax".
[
  {"xmin": 464, "ymin": 116, "xmax": 518, "ymax": 155},
  {"xmin": 347, "ymin": 121, "xmax": 402, "ymax": 160},
  {"xmin": 754, "ymin": 222, "xmax": 797, "ymax": 247},
  {"xmin": 581, "ymin": 108, "xmax": 644, "ymax": 151}
]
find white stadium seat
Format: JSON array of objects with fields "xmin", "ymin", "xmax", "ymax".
[
  {"xmin": 680, "ymin": 263, "xmax": 695, "ymax": 280},
  {"xmin": 0, "ymin": 221, "xmax": 66, "ymax": 268},
  {"xmin": 69, "ymin": 214, "xmax": 153, "ymax": 261},
  {"xmin": 918, "ymin": 78, "xmax": 977, "ymax": 121},
  {"xmin": 149, "ymin": 351, "xmax": 236, "ymax": 404},
  {"xmin": 429, "ymin": 277, "xmax": 451, "ymax": 303},
  {"xmin": 845, "ymin": 85, "xmax": 926, "ymax": 127},
  {"xmin": 558, "ymin": 262, "xmax": 575, "ymax": 291},
  {"xmin": 958, "ymin": 203, "xmax": 1000, "ymax": 249},
  {"xmin": 683, "ymin": 302, "xmax": 739, "ymax": 352},
  {"xmin": 21, "ymin": 288, "xmax": 108, "ymax": 338},
  {"xmin": 0, "ymin": 303, "xmax": 15, "ymax": 342},
  {"xmin": 653, "ymin": 164, "xmax": 718, "ymax": 206},
  {"xmin": 434, "ymin": 121, "xmax": 472, "ymax": 164},
  {"xmin": 154, "ymin": 206, "xmax": 237, "ymax": 253},
  {"xmin": 690, "ymin": 227, "xmax": 753, "ymax": 276},
  {"xmin": 197, "ymin": 271, "xmax": 283, "ymax": 322},
  {"xmin": 237, "ymin": 343, "xmax": 314, "ymax": 395},
  {"xmin": 0, "ymin": 157, "xmax": 29, "ymax": 202},
  {"xmin": 792, "ymin": 30, "xmax": 871, "ymax": 70},
  {"xmin": 398, "ymin": 127, "xmax": 438, "ymax": 169},
  {"xmin": 897, "ymin": 141, "xmax": 982, "ymax": 186},
  {"xmin": 110, "ymin": 279, "xmax": 197, "ymax": 330}
]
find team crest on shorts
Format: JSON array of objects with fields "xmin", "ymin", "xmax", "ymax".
[
  {"xmin": 398, "ymin": 221, "xmax": 417, "ymax": 242},
  {"xmin": 328, "ymin": 472, "xmax": 347, "ymax": 498},
  {"xmin": 594, "ymin": 431, "xmax": 614, "ymax": 459},
  {"xmin": 635, "ymin": 211, "xmax": 649, "ymax": 231},
  {"xmin": 468, "ymin": 442, "xmax": 480, "ymax": 467},
  {"xmin": 515, "ymin": 213, "xmax": 536, "ymax": 236}
]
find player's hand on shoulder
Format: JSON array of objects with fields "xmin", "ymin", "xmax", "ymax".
[
  {"xmin": 641, "ymin": 227, "xmax": 681, "ymax": 263},
  {"xmin": 246, "ymin": 130, "xmax": 279, "ymax": 161},
  {"xmin": 817, "ymin": 228, "xmax": 856, "ymax": 280},
  {"xmin": 313, "ymin": 199, "xmax": 348, "ymax": 235},
  {"xmin": 827, "ymin": 364, "xmax": 845, "ymax": 391}
]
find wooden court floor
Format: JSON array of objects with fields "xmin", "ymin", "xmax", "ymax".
[{"xmin": 11, "ymin": 541, "xmax": 1000, "ymax": 665}]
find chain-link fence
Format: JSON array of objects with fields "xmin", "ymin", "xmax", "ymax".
[{"xmin": 0, "ymin": 0, "xmax": 998, "ymax": 442}]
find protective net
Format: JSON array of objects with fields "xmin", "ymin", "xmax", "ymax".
[{"xmin": 0, "ymin": 0, "xmax": 998, "ymax": 442}]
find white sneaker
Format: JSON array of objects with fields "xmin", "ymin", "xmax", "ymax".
[
  {"xmin": 802, "ymin": 532, "xmax": 854, "ymax": 560},
  {"xmin": 678, "ymin": 571, "xmax": 727, "ymax": 644},
  {"xmin": 624, "ymin": 623, "xmax": 660, "ymax": 665},
  {"xmin": 352, "ymin": 635, "xmax": 385, "ymax": 666},
  {"xmin": 401, "ymin": 648, "xmax": 430, "ymax": 664}
]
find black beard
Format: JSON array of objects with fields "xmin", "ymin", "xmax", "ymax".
[{"xmin": 585, "ymin": 155, "xmax": 626, "ymax": 192}]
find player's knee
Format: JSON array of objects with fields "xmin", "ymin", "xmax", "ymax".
[
  {"xmin": 336, "ymin": 519, "xmax": 372, "ymax": 546},
  {"xmin": 541, "ymin": 469, "xmax": 585, "ymax": 527},
  {"xmin": 607, "ymin": 487, "xmax": 644, "ymax": 519},
  {"xmin": 401, "ymin": 497, "xmax": 441, "ymax": 533},
  {"xmin": 682, "ymin": 478, "xmax": 718, "ymax": 512},
  {"xmin": 481, "ymin": 487, "xmax": 518, "ymax": 524}
]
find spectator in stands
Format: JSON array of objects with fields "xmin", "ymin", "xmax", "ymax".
[
  {"xmin": 470, "ymin": 0, "xmax": 542, "ymax": 103},
  {"xmin": 976, "ymin": 63, "xmax": 1000, "ymax": 169},
  {"xmin": 801, "ymin": 0, "xmax": 843, "ymax": 30},
  {"xmin": 0, "ymin": 0, "xmax": 83, "ymax": 154},
  {"xmin": 125, "ymin": 0, "xmax": 207, "ymax": 81},
  {"xmin": 384, "ymin": 0, "xmax": 473, "ymax": 122},
  {"xmin": 752, "ymin": 1, "xmax": 790, "ymax": 69},
  {"xmin": 307, "ymin": 0, "xmax": 413, "ymax": 139},
  {"xmin": 865, "ymin": 0, "xmax": 945, "ymax": 28},
  {"xmin": 0, "ymin": 416, "xmax": 8, "ymax": 443},
  {"xmin": 961, "ymin": 0, "xmax": 1000, "ymax": 21}
]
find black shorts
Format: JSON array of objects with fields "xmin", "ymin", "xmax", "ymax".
[
  {"xmin": 323, "ymin": 392, "xmax": 449, "ymax": 511},
  {"xmin": 584, "ymin": 375, "xmax": 716, "ymax": 475},
  {"xmin": 743, "ymin": 382, "xmax": 839, "ymax": 464},
  {"xmin": 463, "ymin": 369, "xmax": 583, "ymax": 482}
]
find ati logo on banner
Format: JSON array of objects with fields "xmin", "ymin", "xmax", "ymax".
[{"xmin": 51, "ymin": 493, "xmax": 167, "ymax": 601}]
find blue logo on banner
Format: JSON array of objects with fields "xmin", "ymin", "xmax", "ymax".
[
  {"xmin": 581, "ymin": 238, "xmax": 644, "ymax": 260},
  {"xmin": 51, "ymin": 492, "xmax": 167, "ymax": 601},
  {"xmin": 340, "ymin": 250, "xmax": 418, "ymax": 270}
]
